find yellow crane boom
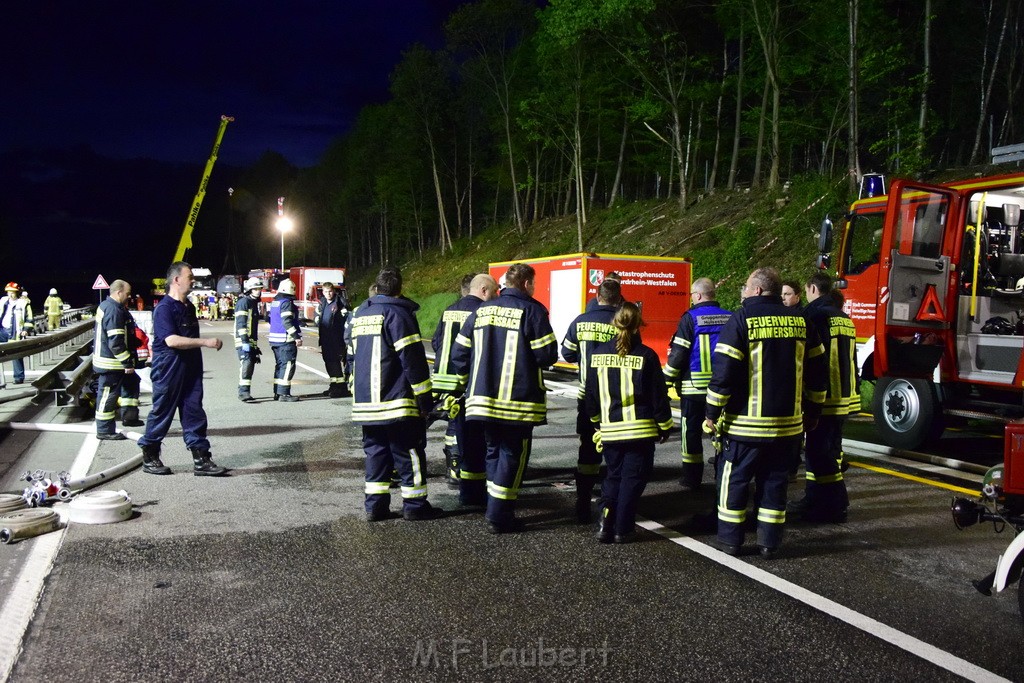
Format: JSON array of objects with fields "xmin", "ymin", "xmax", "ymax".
[{"xmin": 173, "ymin": 114, "xmax": 234, "ymax": 262}]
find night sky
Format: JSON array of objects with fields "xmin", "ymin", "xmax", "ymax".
[
  {"xmin": 0, "ymin": 0, "xmax": 474, "ymax": 303},
  {"xmin": 2, "ymin": 1, "xmax": 470, "ymax": 167}
]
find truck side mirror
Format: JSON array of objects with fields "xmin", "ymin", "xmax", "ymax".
[{"xmin": 818, "ymin": 215, "xmax": 834, "ymax": 253}]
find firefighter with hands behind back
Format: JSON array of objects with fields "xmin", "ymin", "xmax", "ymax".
[
  {"xmin": 268, "ymin": 278, "xmax": 301, "ymax": 402},
  {"xmin": 663, "ymin": 277, "xmax": 732, "ymax": 492},
  {"xmin": 787, "ymin": 272, "xmax": 859, "ymax": 524},
  {"xmin": 234, "ymin": 277, "xmax": 263, "ymax": 402},
  {"xmin": 561, "ymin": 278, "xmax": 622, "ymax": 523},
  {"xmin": 704, "ymin": 267, "xmax": 827, "ymax": 559},
  {"xmin": 316, "ymin": 281, "xmax": 352, "ymax": 398},
  {"xmin": 351, "ymin": 266, "xmax": 443, "ymax": 522},
  {"xmin": 585, "ymin": 301, "xmax": 673, "ymax": 544},
  {"xmin": 432, "ymin": 273, "xmax": 499, "ymax": 502},
  {"xmin": 93, "ymin": 279, "xmax": 136, "ymax": 441},
  {"xmin": 449, "ymin": 263, "xmax": 558, "ymax": 534}
]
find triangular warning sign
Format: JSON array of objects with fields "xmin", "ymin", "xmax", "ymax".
[
  {"xmin": 915, "ymin": 283, "xmax": 945, "ymax": 322},
  {"xmin": 92, "ymin": 274, "xmax": 109, "ymax": 290}
]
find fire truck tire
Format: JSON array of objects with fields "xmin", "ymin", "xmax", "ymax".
[{"xmin": 872, "ymin": 377, "xmax": 944, "ymax": 450}]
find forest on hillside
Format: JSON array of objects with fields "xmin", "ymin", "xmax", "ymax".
[{"xmin": 238, "ymin": 0, "xmax": 1024, "ymax": 272}]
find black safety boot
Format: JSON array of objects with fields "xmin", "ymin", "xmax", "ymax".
[
  {"xmin": 238, "ymin": 392, "xmax": 255, "ymax": 403},
  {"xmin": 191, "ymin": 448, "xmax": 228, "ymax": 477},
  {"xmin": 121, "ymin": 407, "xmax": 144, "ymax": 427},
  {"xmin": 141, "ymin": 443, "xmax": 171, "ymax": 475},
  {"xmin": 596, "ymin": 506, "xmax": 615, "ymax": 544},
  {"xmin": 279, "ymin": 394, "xmax": 299, "ymax": 403}
]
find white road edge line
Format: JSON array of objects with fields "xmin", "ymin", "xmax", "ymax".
[
  {"xmin": 636, "ymin": 517, "xmax": 1010, "ymax": 683},
  {"xmin": 0, "ymin": 434, "xmax": 101, "ymax": 683},
  {"xmin": 295, "ymin": 361, "xmax": 330, "ymax": 379}
]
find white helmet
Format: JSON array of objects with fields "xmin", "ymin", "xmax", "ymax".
[
  {"xmin": 277, "ymin": 279, "xmax": 296, "ymax": 296},
  {"xmin": 243, "ymin": 277, "xmax": 263, "ymax": 292},
  {"xmin": 49, "ymin": 288, "xmax": 57, "ymax": 295}
]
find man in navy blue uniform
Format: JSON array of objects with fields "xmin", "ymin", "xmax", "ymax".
[
  {"xmin": 316, "ymin": 281, "xmax": 351, "ymax": 398},
  {"xmin": 137, "ymin": 262, "xmax": 228, "ymax": 477},
  {"xmin": 268, "ymin": 278, "xmax": 302, "ymax": 402},
  {"xmin": 450, "ymin": 263, "xmax": 558, "ymax": 533},
  {"xmin": 351, "ymin": 266, "xmax": 442, "ymax": 521}
]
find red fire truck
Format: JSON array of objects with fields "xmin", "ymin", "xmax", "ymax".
[
  {"xmin": 824, "ymin": 170, "xmax": 1024, "ymax": 453},
  {"xmin": 287, "ymin": 267, "xmax": 347, "ymax": 322},
  {"xmin": 489, "ymin": 253, "xmax": 692, "ymax": 366}
]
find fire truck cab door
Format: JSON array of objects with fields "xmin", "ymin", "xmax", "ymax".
[{"xmin": 884, "ymin": 181, "xmax": 957, "ymax": 333}]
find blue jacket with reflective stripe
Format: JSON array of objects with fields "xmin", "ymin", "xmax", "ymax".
[
  {"xmin": 585, "ymin": 337, "xmax": 674, "ymax": 442},
  {"xmin": 432, "ymin": 294, "xmax": 485, "ymax": 392},
  {"xmin": 351, "ymin": 295, "xmax": 433, "ymax": 425},
  {"xmin": 561, "ymin": 304, "xmax": 618, "ymax": 399},
  {"xmin": 664, "ymin": 301, "xmax": 732, "ymax": 396},
  {"xmin": 234, "ymin": 294, "xmax": 260, "ymax": 348},
  {"xmin": 450, "ymin": 287, "xmax": 558, "ymax": 425},
  {"xmin": 268, "ymin": 294, "xmax": 300, "ymax": 345}
]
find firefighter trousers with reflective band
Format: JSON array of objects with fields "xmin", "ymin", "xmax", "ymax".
[
  {"xmin": 119, "ymin": 371, "xmax": 140, "ymax": 411},
  {"xmin": 803, "ymin": 416, "xmax": 849, "ymax": 515},
  {"xmin": 679, "ymin": 396, "xmax": 707, "ymax": 486},
  {"xmin": 459, "ymin": 418, "xmax": 486, "ymax": 505},
  {"xmin": 716, "ymin": 436, "xmax": 798, "ymax": 549},
  {"xmin": 601, "ymin": 440, "xmax": 655, "ymax": 537},
  {"xmin": 95, "ymin": 370, "xmax": 126, "ymax": 436},
  {"xmin": 575, "ymin": 402, "xmax": 602, "ymax": 498},
  {"xmin": 237, "ymin": 348, "xmax": 256, "ymax": 396},
  {"xmin": 445, "ymin": 407, "xmax": 465, "ymax": 480},
  {"xmin": 271, "ymin": 342, "xmax": 297, "ymax": 396},
  {"xmin": 137, "ymin": 364, "xmax": 210, "ymax": 450},
  {"xmin": 482, "ymin": 423, "xmax": 533, "ymax": 525},
  {"xmin": 362, "ymin": 422, "xmax": 429, "ymax": 515}
]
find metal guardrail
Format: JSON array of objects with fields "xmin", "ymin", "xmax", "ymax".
[
  {"xmin": 31, "ymin": 338, "xmax": 95, "ymax": 406},
  {"xmin": 0, "ymin": 308, "xmax": 95, "ymax": 400}
]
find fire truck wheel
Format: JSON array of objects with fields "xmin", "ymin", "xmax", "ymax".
[{"xmin": 872, "ymin": 377, "xmax": 944, "ymax": 450}]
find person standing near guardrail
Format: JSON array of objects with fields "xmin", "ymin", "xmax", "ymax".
[
  {"xmin": 44, "ymin": 288, "xmax": 63, "ymax": 330},
  {"xmin": 136, "ymin": 261, "xmax": 227, "ymax": 476},
  {"xmin": 0, "ymin": 282, "xmax": 27, "ymax": 385},
  {"xmin": 93, "ymin": 280, "xmax": 136, "ymax": 441}
]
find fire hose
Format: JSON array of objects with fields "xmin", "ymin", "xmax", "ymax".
[{"xmin": 0, "ymin": 509, "xmax": 61, "ymax": 544}]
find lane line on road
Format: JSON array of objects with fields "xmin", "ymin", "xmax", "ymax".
[
  {"xmin": 636, "ymin": 518, "xmax": 1011, "ymax": 683},
  {"xmin": 295, "ymin": 361, "xmax": 329, "ymax": 379},
  {"xmin": 0, "ymin": 434, "xmax": 99, "ymax": 683},
  {"xmin": 849, "ymin": 462, "xmax": 978, "ymax": 495},
  {"xmin": 0, "ymin": 422, "xmax": 94, "ymax": 433}
]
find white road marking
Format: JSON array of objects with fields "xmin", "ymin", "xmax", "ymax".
[
  {"xmin": 295, "ymin": 361, "xmax": 329, "ymax": 379},
  {"xmin": 636, "ymin": 518, "xmax": 1011, "ymax": 683},
  {"xmin": 0, "ymin": 434, "xmax": 100, "ymax": 683}
]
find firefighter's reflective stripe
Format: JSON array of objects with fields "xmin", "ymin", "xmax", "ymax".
[
  {"xmin": 234, "ymin": 296, "xmax": 259, "ymax": 348},
  {"xmin": 717, "ymin": 461, "xmax": 746, "ymax": 523},
  {"xmin": 365, "ymin": 481, "xmax": 391, "ymax": 495},
  {"xmin": 433, "ymin": 304, "xmax": 476, "ymax": 391},
  {"xmin": 562, "ymin": 306, "xmax": 617, "ymax": 399},
  {"xmin": 665, "ymin": 303, "xmax": 732, "ymax": 396},
  {"xmin": 584, "ymin": 340, "xmax": 673, "ymax": 443},
  {"xmin": 93, "ymin": 298, "xmax": 133, "ymax": 371}
]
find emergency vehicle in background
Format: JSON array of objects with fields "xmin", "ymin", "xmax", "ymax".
[
  {"xmin": 489, "ymin": 253, "xmax": 691, "ymax": 366},
  {"xmin": 826, "ymin": 170, "xmax": 1024, "ymax": 620},
  {"xmin": 248, "ymin": 266, "xmax": 346, "ymax": 321},
  {"xmin": 287, "ymin": 267, "xmax": 347, "ymax": 321}
]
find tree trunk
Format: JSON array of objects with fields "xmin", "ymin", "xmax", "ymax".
[
  {"xmin": 709, "ymin": 43, "xmax": 726, "ymax": 194},
  {"xmin": 971, "ymin": 0, "xmax": 1011, "ymax": 163},
  {"xmin": 728, "ymin": 26, "xmax": 745, "ymax": 190},
  {"xmin": 917, "ymin": 0, "xmax": 931, "ymax": 166},
  {"xmin": 753, "ymin": 77, "xmax": 769, "ymax": 188},
  {"xmin": 848, "ymin": 0, "xmax": 861, "ymax": 195},
  {"xmin": 609, "ymin": 110, "xmax": 629, "ymax": 207}
]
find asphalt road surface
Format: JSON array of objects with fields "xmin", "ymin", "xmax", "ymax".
[{"xmin": 0, "ymin": 320, "xmax": 1021, "ymax": 682}]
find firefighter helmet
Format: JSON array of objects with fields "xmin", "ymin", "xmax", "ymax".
[
  {"xmin": 243, "ymin": 277, "xmax": 263, "ymax": 292},
  {"xmin": 5, "ymin": 282, "xmax": 19, "ymax": 293},
  {"xmin": 49, "ymin": 288, "xmax": 58, "ymax": 295},
  {"xmin": 277, "ymin": 279, "xmax": 296, "ymax": 296}
]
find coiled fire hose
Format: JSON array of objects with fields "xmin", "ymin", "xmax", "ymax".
[
  {"xmin": 0, "ymin": 509, "xmax": 61, "ymax": 544},
  {"xmin": 0, "ymin": 494, "xmax": 28, "ymax": 514}
]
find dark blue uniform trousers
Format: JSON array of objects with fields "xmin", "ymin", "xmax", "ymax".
[
  {"xmin": 716, "ymin": 436, "xmax": 799, "ymax": 549},
  {"xmin": 445, "ymin": 405, "xmax": 466, "ymax": 480},
  {"xmin": 363, "ymin": 422, "xmax": 429, "ymax": 516},
  {"xmin": 482, "ymin": 423, "xmax": 533, "ymax": 526},
  {"xmin": 458, "ymin": 418, "xmax": 486, "ymax": 506},
  {"xmin": 804, "ymin": 416, "xmax": 849, "ymax": 515},
  {"xmin": 575, "ymin": 400, "xmax": 601, "ymax": 479},
  {"xmin": 679, "ymin": 395, "xmax": 707, "ymax": 485},
  {"xmin": 237, "ymin": 348, "xmax": 256, "ymax": 396},
  {"xmin": 137, "ymin": 363, "xmax": 210, "ymax": 450},
  {"xmin": 0, "ymin": 328, "xmax": 25, "ymax": 383},
  {"xmin": 95, "ymin": 371, "xmax": 126, "ymax": 436},
  {"xmin": 271, "ymin": 342, "xmax": 297, "ymax": 396},
  {"xmin": 601, "ymin": 440, "xmax": 655, "ymax": 536}
]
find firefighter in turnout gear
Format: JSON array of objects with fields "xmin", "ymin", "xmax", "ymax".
[
  {"xmin": 561, "ymin": 278, "xmax": 622, "ymax": 522},
  {"xmin": 449, "ymin": 263, "xmax": 558, "ymax": 533},
  {"xmin": 585, "ymin": 301, "xmax": 673, "ymax": 543},
  {"xmin": 705, "ymin": 267, "xmax": 827, "ymax": 558},
  {"xmin": 234, "ymin": 277, "xmax": 263, "ymax": 402},
  {"xmin": 268, "ymin": 278, "xmax": 301, "ymax": 402},
  {"xmin": 44, "ymin": 288, "xmax": 63, "ymax": 330},
  {"xmin": 316, "ymin": 281, "xmax": 351, "ymax": 398},
  {"xmin": 664, "ymin": 277, "xmax": 732, "ymax": 490},
  {"xmin": 789, "ymin": 272, "xmax": 859, "ymax": 523},
  {"xmin": 93, "ymin": 280, "xmax": 136, "ymax": 440},
  {"xmin": 352, "ymin": 266, "xmax": 442, "ymax": 521},
  {"xmin": 432, "ymin": 273, "xmax": 499, "ymax": 504}
]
